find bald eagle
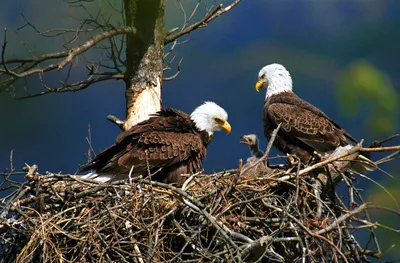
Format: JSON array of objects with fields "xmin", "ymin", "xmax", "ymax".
[
  {"xmin": 79, "ymin": 102, "xmax": 231, "ymax": 184},
  {"xmin": 255, "ymin": 63, "xmax": 375, "ymax": 172}
]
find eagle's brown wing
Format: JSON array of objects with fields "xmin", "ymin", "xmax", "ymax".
[
  {"xmin": 267, "ymin": 102, "xmax": 349, "ymax": 153},
  {"xmin": 116, "ymin": 108, "xmax": 198, "ymax": 143},
  {"xmin": 116, "ymin": 131, "xmax": 205, "ymax": 172},
  {"xmin": 79, "ymin": 109, "xmax": 208, "ymax": 182}
]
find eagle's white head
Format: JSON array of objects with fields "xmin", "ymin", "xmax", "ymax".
[
  {"xmin": 190, "ymin": 101, "xmax": 231, "ymax": 136},
  {"xmin": 255, "ymin": 63, "xmax": 293, "ymax": 99}
]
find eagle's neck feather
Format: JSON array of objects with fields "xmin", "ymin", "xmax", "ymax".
[
  {"xmin": 191, "ymin": 113, "xmax": 214, "ymax": 136},
  {"xmin": 266, "ymin": 72, "xmax": 293, "ymax": 100},
  {"xmin": 250, "ymin": 146, "xmax": 263, "ymax": 158}
]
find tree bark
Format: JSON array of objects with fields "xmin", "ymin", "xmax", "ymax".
[{"xmin": 123, "ymin": 0, "xmax": 165, "ymax": 130}]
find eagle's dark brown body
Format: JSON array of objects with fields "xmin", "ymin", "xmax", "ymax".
[
  {"xmin": 79, "ymin": 109, "xmax": 210, "ymax": 184},
  {"xmin": 263, "ymin": 91, "xmax": 357, "ymax": 163}
]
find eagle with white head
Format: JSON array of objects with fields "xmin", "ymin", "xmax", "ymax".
[
  {"xmin": 255, "ymin": 63, "xmax": 375, "ymax": 172},
  {"xmin": 79, "ymin": 101, "xmax": 231, "ymax": 184}
]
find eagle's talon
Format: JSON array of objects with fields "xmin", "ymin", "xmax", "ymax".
[{"xmin": 286, "ymin": 154, "xmax": 297, "ymax": 166}]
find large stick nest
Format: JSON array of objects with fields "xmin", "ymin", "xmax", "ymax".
[{"xmin": 0, "ymin": 143, "xmax": 399, "ymax": 263}]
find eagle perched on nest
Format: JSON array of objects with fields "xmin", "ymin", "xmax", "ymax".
[
  {"xmin": 79, "ymin": 102, "xmax": 231, "ymax": 184},
  {"xmin": 255, "ymin": 63, "xmax": 375, "ymax": 173}
]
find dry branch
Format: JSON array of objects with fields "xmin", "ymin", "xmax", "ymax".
[
  {"xmin": 1, "ymin": 27, "xmax": 134, "ymax": 94},
  {"xmin": 57, "ymin": 26, "xmax": 136, "ymax": 70},
  {"xmin": 165, "ymin": 0, "xmax": 242, "ymax": 44}
]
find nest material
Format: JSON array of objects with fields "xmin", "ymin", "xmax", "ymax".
[{"xmin": 1, "ymin": 151, "xmax": 397, "ymax": 263}]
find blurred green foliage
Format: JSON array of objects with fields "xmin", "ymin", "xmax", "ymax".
[
  {"xmin": 368, "ymin": 175, "xmax": 400, "ymax": 259},
  {"xmin": 336, "ymin": 61, "xmax": 399, "ymax": 136}
]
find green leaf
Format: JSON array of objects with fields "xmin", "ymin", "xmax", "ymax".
[{"xmin": 336, "ymin": 60, "xmax": 399, "ymax": 135}]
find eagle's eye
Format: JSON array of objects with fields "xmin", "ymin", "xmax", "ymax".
[
  {"xmin": 214, "ymin": 118, "xmax": 224, "ymax": 125},
  {"xmin": 260, "ymin": 73, "xmax": 266, "ymax": 79}
]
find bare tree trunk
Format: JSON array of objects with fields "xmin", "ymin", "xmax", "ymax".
[{"xmin": 123, "ymin": 0, "xmax": 165, "ymax": 130}]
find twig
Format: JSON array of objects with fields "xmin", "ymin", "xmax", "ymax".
[
  {"xmin": 359, "ymin": 145, "xmax": 400, "ymax": 152},
  {"xmin": 263, "ymin": 202, "xmax": 350, "ymax": 263},
  {"xmin": 57, "ymin": 26, "xmax": 136, "ymax": 70},
  {"xmin": 375, "ymin": 150, "xmax": 400, "ymax": 164},
  {"xmin": 368, "ymin": 134, "xmax": 399, "ymax": 148},
  {"xmin": 297, "ymin": 145, "xmax": 363, "ymax": 176},
  {"xmin": 107, "ymin": 114, "xmax": 125, "ymax": 131},
  {"xmin": 314, "ymin": 203, "xmax": 369, "ymax": 235},
  {"xmin": 163, "ymin": 58, "xmax": 183, "ymax": 81},
  {"xmin": 165, "ymin": 1, "xmax": 242, "ymax": 44},
  {"xmin": 265, "ymin": 123, "xmax": 282, "ymax": 159},
  {"xmin": 240, "ymin": 235, "xmax": 300, "ymax": 261},
  {"xmin": 9, "ymin": 150, "xmax": 14, "ymax": 172},
  {"xmin": 356, "ymin": 173, "xmax": 400, "ymax": 211},
  {"xmin": 15, "ymin": 74, "xmax": 124, "ymax": 100}
]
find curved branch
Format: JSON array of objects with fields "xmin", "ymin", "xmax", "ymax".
[
  {"xmin": 15, "ymin": 74, "xmax": 123, "ymax": 100},
  {"xmin": 314, "ymin": 203, "xmax": 369, "ymax": 235},
  {"xmin": 57, "ymin": 26, "xmax": 136, "ymax": 70},
  {"xmin": 107, "ymin": 114, "xmax": 125, "ymax": 131},
  {"xmin": 0, "ymin": 26, "xmax": 135, "ymax": 94},
  {"xmin": 165, "ymin": 0, "xmax": 241, "ymax": 44}
]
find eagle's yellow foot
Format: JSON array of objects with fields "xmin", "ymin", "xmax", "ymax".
[
  {"xmin": 286, "ymin": 154, "xmax": 299, "ymax": 168},
  {"xmin": 310, "ymin": 150, "xmax": 322, "ymax": 163}
]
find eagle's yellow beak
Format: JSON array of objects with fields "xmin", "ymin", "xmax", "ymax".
[
  {"xmin": 220, "ymin": 121, "xmax": 232, "ymax": 134},
  {"xmin": 255, "ymin": 79, "xmax": 265, "ymax": 92}
]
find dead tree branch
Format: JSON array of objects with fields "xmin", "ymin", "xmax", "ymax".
[
  {"xmin": 57, "ymin": 26, "xmax": 136, "ymax": 70},
  {"xmin": 165, "ymin": 0, "xmax": 242, "ymax": 44},
  {"xmin": 1, "ymin": 26, "xmax": 134, "ymax": 96}
]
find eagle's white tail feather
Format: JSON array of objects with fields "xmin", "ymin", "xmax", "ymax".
[
  {"xmin": 79, "ymin": 172, "xmax": 114, "ymax": 183},
  {"xmin": 355, "ymin": 154, "xmax": 376, "ymax": 172},
  {"xmin": 330, "ymin": 145, "xmax": 376, "ymax": 173}
]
